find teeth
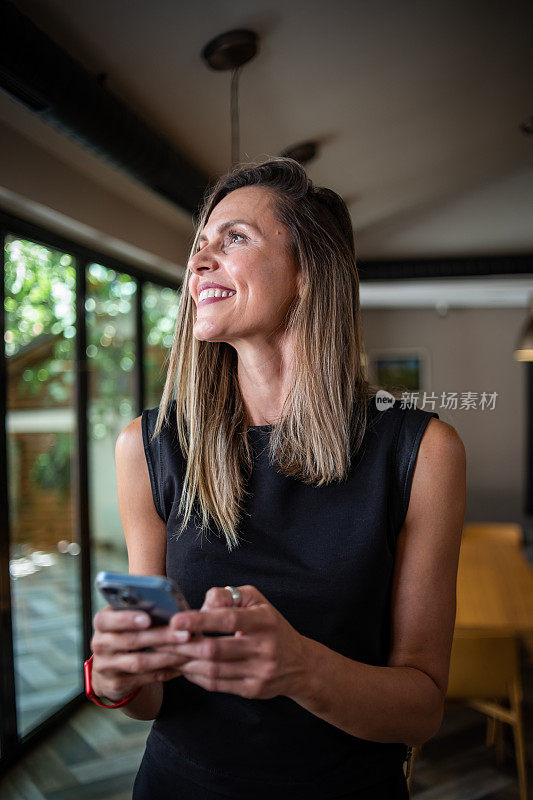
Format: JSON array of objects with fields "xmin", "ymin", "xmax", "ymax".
[{"xmin": 198, "ymin": 288, "xmax": 236, "ymax": 301}]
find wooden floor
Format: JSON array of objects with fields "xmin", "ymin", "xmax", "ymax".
[{"xmin": 1, "ymin": 659, "xmax": 532, "ymax": 799}]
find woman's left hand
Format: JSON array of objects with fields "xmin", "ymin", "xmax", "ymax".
[{"xmin": 167, "ymin": 585, "xmax": 310, "ymax": 700}]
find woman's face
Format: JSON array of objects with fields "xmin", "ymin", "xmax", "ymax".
[{"xmin": 188, "ymin": 186, "xmax": 301, "ymax": 346}]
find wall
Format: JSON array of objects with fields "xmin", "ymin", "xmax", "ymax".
[{"xmin": 361, "ymin": 306, "xmax": 528, "ymax": 523}]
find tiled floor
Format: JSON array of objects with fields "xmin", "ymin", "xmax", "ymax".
[
  {"xmin": 0, "ymin": 706, "xmax": 151, "ymax": 799},
  {"xmin": 1, "ymin": 659, "xmax": 532, "ymax": 799}
]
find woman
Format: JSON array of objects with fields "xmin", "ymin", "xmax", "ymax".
[{"xmin": 89, "ymin": 157, "xmax": 466, "ymax": 799}]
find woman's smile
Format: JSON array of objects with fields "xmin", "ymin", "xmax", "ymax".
[{"xmin": 198, "ymin": 289, "xmax": 236, "ymax": 307}]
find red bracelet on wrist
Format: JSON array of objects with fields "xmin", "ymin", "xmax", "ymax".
[{"xmin": 84, "ymin": 654, "xmax": 142, "ymax": 709}]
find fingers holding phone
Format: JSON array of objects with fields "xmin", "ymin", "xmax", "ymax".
[
  {"xmin": 89, "ymin": 606, "xmax": 193, "ymax": 702},
  {"xmin": 90, "ymin": 572, "xmax": 196, "ymax": 703}
]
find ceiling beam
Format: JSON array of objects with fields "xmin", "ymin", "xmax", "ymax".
[
  {"xmin": 0, "ymin": 0, "xmax": 210, "ymax": 215},
  {"xmin": 358, "ymin": 254, "xmax": 533, "ymax": 281}
]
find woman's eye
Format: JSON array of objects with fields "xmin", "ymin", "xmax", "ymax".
[{"xmin": 194, "ymin": 231, "xmax": 244, "ymax": 254}]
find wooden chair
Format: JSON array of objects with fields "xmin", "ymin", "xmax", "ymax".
[
  {"xmin": 462, "ymin": 523, "xmax": 524, "ymax": 547},
  {"xmin": 404, "ymin": 744, "xmax": 418, "ymax": 795},
  {"xmin": 445, "ymin": 636, "xmax": 527, "ymax": 800}
]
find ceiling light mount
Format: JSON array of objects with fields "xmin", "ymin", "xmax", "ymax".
[{"xmin": 202, "ymin": 29, "xmax": 258, "ymax": 72}]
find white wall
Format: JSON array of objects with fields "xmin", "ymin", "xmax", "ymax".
[{"xmin": 361, "ymin": 306, "xmax": 529, "ymax": 523}]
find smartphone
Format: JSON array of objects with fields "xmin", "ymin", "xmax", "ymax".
[{"xmin": 95, "ymin": 571, "xmax": 191, "ymax": 626}]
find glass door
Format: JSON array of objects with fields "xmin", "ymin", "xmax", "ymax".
[
  {"xmin": 86, "ymin": 263, "xmax": 138, "ymax": 611},
  {"xmin": 0, "ymin": 217, "xmax": 182, "ymax": 768},
  {"xmin": 4, "ymin": 235, "xmax": 83, "ymax": 737}
]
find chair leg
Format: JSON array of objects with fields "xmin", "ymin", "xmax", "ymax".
[
  {"xmin": 512, "ymin": 719, "xmax": 528, "ymax": 800},
  {"xmin": 405, "ymin": 745, "xmax": 420, "ymax": 796},
  {"xmin": 486, "ymin": 715, "xmax": 496, "ymax": 747},
  {"xmin": 510, "ymin": 680, "xmax": 528, "ymax": 800}
]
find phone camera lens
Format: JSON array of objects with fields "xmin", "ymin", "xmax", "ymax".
[{"xmin": 119, "ymin": 591, "xmax": 136, "ymax": 605}]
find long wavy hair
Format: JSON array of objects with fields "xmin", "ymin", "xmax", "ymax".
[{"xmin": 153, "ymin": 156, "xmax": 380, "ymax": 550}]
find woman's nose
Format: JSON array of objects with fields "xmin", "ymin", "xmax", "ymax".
[{"xmin": 188, "ymin": 249, "xmax": 218, "ymax": 275}]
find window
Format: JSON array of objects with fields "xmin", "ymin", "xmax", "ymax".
[
  {"xmin": 143, "ymin": 282, "xmax": 180, "ymax": 409},
  {"xmin": 0, "ymin": 215, "xmax": 181, "ymax": 767},
  {"xmin": 4, "ymin": 236, "xmax": 81, "ymax": 735},
  {"xmin": 86, "ymin": 263, "xmax": 138, "ymax": 610}
]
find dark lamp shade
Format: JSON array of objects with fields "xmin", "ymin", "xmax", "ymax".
[{"xmin": 514, "ymin": 315, "xmax": 533, "ymax": 362}]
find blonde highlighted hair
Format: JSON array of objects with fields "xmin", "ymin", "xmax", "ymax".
[{"xmin": 154, "ymin": 157, "xmax": 379, "ymax": 550}]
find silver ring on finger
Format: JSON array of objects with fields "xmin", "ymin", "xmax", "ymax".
[{"xmin": 224, "ymin": 585, "xmax": 242, "ymax": 606}]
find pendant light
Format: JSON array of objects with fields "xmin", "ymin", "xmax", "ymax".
[
  {"xmin": 280, "ymin": 141, "xmax": 318, "ymax": 166},
  {"xmin": 201, "ymin": 30, "xmax": 259, "ymax": 168},
  {"xmin": 514, "ymin": 296, "xmax": 533, "ymax": 362},
  {"xmin": 201, "ymin": 30, "xmax": 320, "ymax": 170}
]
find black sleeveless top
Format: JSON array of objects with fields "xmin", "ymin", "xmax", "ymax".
[{"xmin": 140, "ymin": 402, "xmax": 439, "ymax": 798}]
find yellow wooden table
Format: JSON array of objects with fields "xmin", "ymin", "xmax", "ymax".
[
  {"xmin": 447, "ymin": 538, "xmax": 533, "ymax": 800},
  {"xmin": 454, "ymin": 539, "xmax": 533, "ymax": 637}
]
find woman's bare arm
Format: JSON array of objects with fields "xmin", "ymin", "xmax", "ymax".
[
  {"xmin": 288, "ymin": 418, "xmax": 466, "ymax": 745},
  {"xmin": 91, "ymin": 415, "xmax": 169, "ymax": 720}
]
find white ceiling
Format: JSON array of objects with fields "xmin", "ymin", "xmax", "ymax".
[{"xmin": 5, "ymin": 0, "xmax": 533, "ymax": 261}]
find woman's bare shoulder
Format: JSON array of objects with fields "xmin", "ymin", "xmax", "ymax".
[
  {"xmin": 115, "ymin": 415, "xmax": 143, "ymax": 461},
  {"xmin": 422, "ymin": 417, "xmax": 466, "ymax": 462},
  {"xmin": 115, "ymin": 415, "xmax": 166, "ymax": 573}
]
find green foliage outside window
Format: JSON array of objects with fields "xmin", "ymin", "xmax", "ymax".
[
  {"xmin": 143, "ymin": 282, "xmax": 180, "ymax": 408},
  {"xmin": 30, "ymin": 433, "xmax": 72, "ymax": 497},
  {"xmin": 4, "ymin": 236, "xmax": 180, "ymax": 495},
  {"xmin": 4, "ymin": 238, "xmax": 76, "ymax": 405},
  {"xmin": 86, "ymin": 262, "xmax": 138, "ymax": 438}
]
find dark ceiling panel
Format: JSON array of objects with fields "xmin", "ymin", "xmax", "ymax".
[
  {"xmin": 358, "ymin": 254, "xmax": 533, "ymax": 280},
  {"xmin": 0, "ymin": 0, "xmax": 210, "ymax": 215}
]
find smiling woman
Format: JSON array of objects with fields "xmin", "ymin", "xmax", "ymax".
[
  {"xmin": 188, "ymin": 188, "xmax": 301, "ymax": 353},
  {"xmin": 88, "ymin": 157, "xmax": 465, "ymax": 800},
  {"xmin": 154, "ymin": 158, "xmax": 374, "ymax": 550}
]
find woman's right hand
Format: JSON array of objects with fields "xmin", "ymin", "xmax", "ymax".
[{"xmin": 90, "ymin": 606, "xmax": 193, "ymax": 703}]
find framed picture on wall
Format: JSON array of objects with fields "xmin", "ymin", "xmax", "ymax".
[{"xmin": 366, "ymin": 347, "xmax": 431, "ymax": 394}]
